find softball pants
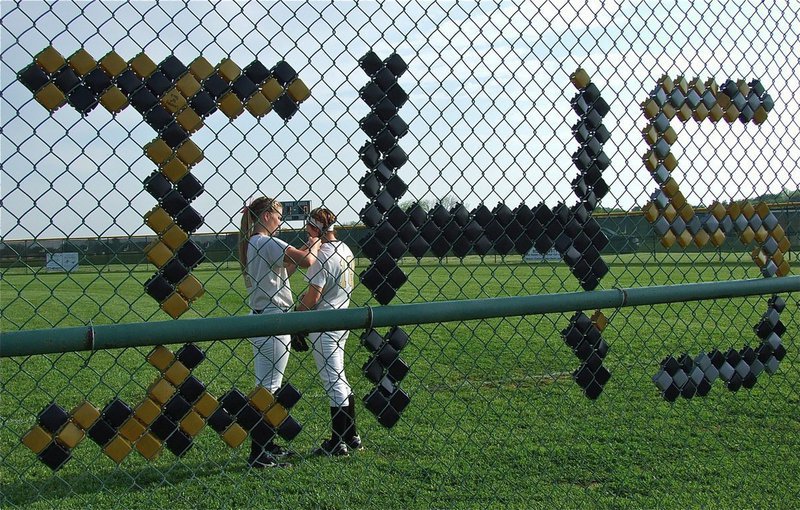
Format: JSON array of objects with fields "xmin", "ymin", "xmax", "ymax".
[
  {"xmin": 310, "ymin": 329, "xmax": 351, "ymax": 407},
  {"xmin": 249, "ymin": 308, "xmax": 291, "ymax": 393}
]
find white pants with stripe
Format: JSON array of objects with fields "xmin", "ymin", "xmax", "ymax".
[
  {"xmin": 249, "ymin": 309, "xmax": 291, "ymax": 394},
  {"xmin": 310, "ymin": 329, "xmax": 351, "ymax": 407}
]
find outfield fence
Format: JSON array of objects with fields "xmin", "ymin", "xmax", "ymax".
[
  {"xmin": 2, "ymin": 1, "xmax": 799, "ymax": 508},
  {"xmin": 2, "ymin": 204, "xmax": 799, "ymax": 270}
]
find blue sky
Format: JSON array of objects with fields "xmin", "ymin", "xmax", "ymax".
[{"xmin": 2, "ymin": 0, "xmax": 798, "ymax": 240}]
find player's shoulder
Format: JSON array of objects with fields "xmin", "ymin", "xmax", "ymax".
[
  {"xmin": 251, "ymin": 234, "xmax": 287, "ymax": 250},
  {"xmin": 317, "ymin": 242, "xmax": 335, "ymax": 257},
  {"xmin": 330, "ymin": 240, "xmax": 354, "ymax": 257}
]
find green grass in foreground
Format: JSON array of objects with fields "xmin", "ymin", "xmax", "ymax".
[{"xmin": 1, "ymin": 254, "xmax": 798, "ymax": 508}]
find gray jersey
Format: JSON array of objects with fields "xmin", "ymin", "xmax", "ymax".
[
  {"xmin": 246, "ymin": 234, "xmax": 293, "ymax": 311},
  {"xmin": 306, "ymin": 240, "xmax": 355, "ymax": 310}
]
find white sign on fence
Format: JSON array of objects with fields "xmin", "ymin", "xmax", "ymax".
[
  {"xmin": 523, "ymin": 247, "xmax": 561, "ymax": 263},
  {"xmin": 45, "ymin": 252, "xmax": 79, "ymax": 272}
]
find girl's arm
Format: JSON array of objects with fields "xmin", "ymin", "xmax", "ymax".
[
  {"xmin": 283, "ymin": 237, "xmax": 320, "ymax": 268},
  {"xmin": 297, "ymin": 285, "xmax": 323, "ymax": 311}
]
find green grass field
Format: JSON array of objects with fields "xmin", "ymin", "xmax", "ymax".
[{"xmin": 1, "ymin": 253, "xmax": 798, "ymax": 508}]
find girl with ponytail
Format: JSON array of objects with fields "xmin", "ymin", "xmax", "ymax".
[{"xmin": 238, "ymin": 196, "xmax": 319, "ymax": 467}]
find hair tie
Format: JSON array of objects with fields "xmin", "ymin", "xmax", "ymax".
[{"xmin": 240, "ymin": 198, "xmax": 252, "ymax": 215}]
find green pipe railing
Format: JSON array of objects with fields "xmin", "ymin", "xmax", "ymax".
[{"xmin": 1, "ymin": 276, "xmax": 797, "ymax": 357}]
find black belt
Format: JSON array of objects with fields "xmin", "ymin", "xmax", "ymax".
[{"xmin": 252, "ymin": 308, "xmax": 288, "ymax": 314}]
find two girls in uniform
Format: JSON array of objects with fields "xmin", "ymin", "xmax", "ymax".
[{"xmin": 239, "ymin": 198, "xmax": 358, "ymax": 466}]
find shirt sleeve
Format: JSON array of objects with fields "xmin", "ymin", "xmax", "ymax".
[
  {"xmin": 306, "ymin": 257, "xmax": 327, "ymax": 288},
  {"xmin": 262, "ymin": 237, "xmax": 289, "ymax": 269}
]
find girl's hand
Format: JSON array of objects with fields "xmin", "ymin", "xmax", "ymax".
[{"xmin": 284, "ymin": 238, "xmax": 319, "ymax": 268}]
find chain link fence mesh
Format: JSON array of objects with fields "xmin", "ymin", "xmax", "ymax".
[{"xmin": 1, "ymin": 1, "xmax": 799, "ymax": 507}]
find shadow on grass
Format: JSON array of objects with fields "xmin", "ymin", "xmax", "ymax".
[{"xmin": 0, "ymin": 453, "xmax": 315, "ymax": 508}]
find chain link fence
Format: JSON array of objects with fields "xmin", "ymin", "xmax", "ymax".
[{"xmin": 2, "ymin": 1, "xmax": 799, "ymax": 507}]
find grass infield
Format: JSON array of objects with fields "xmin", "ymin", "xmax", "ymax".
[{"xmin": 1, "ymin": 253, "xmax": 798, "ymax": 508}]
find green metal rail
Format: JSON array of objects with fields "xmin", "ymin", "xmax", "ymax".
[{"xmin": 1, "ymin": 276, "xmax": 797, "ymax": 357}]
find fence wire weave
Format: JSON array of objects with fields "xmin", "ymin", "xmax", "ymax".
[{"xmin": 1, "ymin": 1, "xmax": 799, "ymax": 508}]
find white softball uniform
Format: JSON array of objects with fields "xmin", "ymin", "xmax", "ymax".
[
  {"xmin": 306, "ymin": 240, "xmax": 356, "ymax": 406},
  {"xmin": 245, "ymin": 234, "xmax": 292, "ymax": 393},
  {"xmin": 245, "ymin": 235, "xmax": 293, "ymax": 312}
]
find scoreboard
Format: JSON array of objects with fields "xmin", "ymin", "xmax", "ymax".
[{"xmin": 281, "ymin": 200, "xmax": 311, "ymax": 221}]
